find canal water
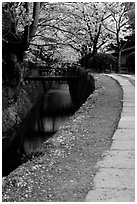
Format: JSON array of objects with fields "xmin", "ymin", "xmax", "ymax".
[
  {"xmin": 21, "ymin": 83, "xmax": 73, "ymax": 155},
  {"xmin": 2, "ymin": 83, "xmax": 74, "ymax": 176}
]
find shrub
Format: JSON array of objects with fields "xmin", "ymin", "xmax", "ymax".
[
  {"xmin": 87, "ymin": 53, "xmax": 117, "ymax": 73},
  {"xmin": 80, "ymin": 53, "xmax": 93, "ymax": 68},
  {"xmin": 126, "ymin": 52, "xmax": 135, "ymax": 73}
]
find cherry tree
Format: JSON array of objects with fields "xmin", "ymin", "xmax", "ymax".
[
  {"xmin": 2, "ymin": 2, "xmax": 44, "ymax": 86},
  {"xmin": 35, "ymin": 2, "xmax": 112, "ymax": 59},
  {"xmin": 102, "ymin": 2, "xmax": 135, "ymax": 72}
]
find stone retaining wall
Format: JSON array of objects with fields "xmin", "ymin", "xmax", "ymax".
[
  {"xmin": 68, "ymin": 67, "xmax": 95, "ymax": 111},
  {"xmin": 2, "ymin": 67, "xmax": 95, "ymax": 151},
  {"xmin": 2, "ymin": 81, "xmax": 45, "ymax": 150}
]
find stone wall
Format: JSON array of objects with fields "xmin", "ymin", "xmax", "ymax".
[
  {"xmin": 68, "ymin": 68, "xmax": 95, "ymax": 111},
  {"xmin": 2, "ymin": 81, "xmax": 45, "ymax": 151},
  {"xmin": 2, "ymin": 68, "xmax": 95, "ymax": 151}
]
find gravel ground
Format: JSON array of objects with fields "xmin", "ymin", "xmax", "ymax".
[{"xmin": 2, "ymin": 74, "xmax": 123, "ymax": 202}]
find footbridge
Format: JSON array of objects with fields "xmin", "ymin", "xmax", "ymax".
[
  {"xmin": 23, "ymin": 66, "xmax": 95, "ymax": 111},
  {"xmin": 24, "ymin": 67, "xmax": 80, "ymax": 81}
]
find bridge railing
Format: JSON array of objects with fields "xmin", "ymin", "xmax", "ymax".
[
  {"xmin": 23, "ymin": 65, "xmax": 80, "ymax": 80},
  {"xmin": 23, "ymin": 65, "xmax": 94, "ymax": 83},
  {"xmin": 23, "ymin": 65, "xmax": 81, "ymax": 82},
  {"xmin": 38, "ymin": 67, "xmax": 78, "ymax": 76}
]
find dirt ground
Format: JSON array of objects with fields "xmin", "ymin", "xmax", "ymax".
[{"xmin": 2, "ymin": 74, "xmax": 123, "ymax": 202}]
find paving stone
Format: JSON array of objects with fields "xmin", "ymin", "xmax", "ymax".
[
  {"xmin": 113, "ymin": 129, "xmax": 135, "ymax": 141},
  {"xmin": 122, "ymin": 107, "xmax": 135, "ymax": 113},
  {"xmin": 85, "ymin": 188, "xmax": 135, "ymax": 202},
  {"xmin": 122, "ymin": 82, "xmax": 134, "ymax": 86},
  {"xmin": 124, "ymin": 89, "xmax": 135, "ymax": 94},
  {"xmin": 121, "ymin": 110, "xmax": 135, "ymax": 117},
  {"xmin": 85, "ymin": 74, "xmax": 135, "ymax": 202},
  {"xmin": 122, "ymin": 74, "xmax": 135, "ymax": 80},
  {"xmin": 123, "ymin": 103, "xmax": 134, "ymax": 107},
  {"xmin": 93, "ymin": 168, "xmax": 135, "ymax": 189},
  {"xmin": 119, "ymin": 116, "xmax": 135, "ymax": 121},
  {"xmin": 96, "ymin": 150, "xmax": 135, "ymax": 168},
  {"xmin": 118, "ymin": 116, "xmax": 135, "ymax": 128},
  {"xmin": 123, "ymin": 91, "xmax": 135, "ymax": 96},
  {"xmin": 118, "ymin": 120, "xmax": 135, "ymax": 129},
  {"xmin": 123, "ymin": 97, "xmax": 135, "ymax": 103},
  {"xmin": 111, "ymin": 140, "xmax": 135, "ymax": 150}
]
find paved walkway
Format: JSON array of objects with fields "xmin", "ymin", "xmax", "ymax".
[
  {"xmin": 85, "ymin": 74, "xmax": 135, "ymax": 202},
  {"xmin": 122, "ymin": 74, "xmax": 135, "ymax": 81}
]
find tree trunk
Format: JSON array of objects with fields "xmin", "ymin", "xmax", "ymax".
[
  {"xmin": 116, "ymin": 31, "xmax": 121, "ymax": 73},
  {"xmin": 29, "ymin": 2, "xmax": 41, "ymax": 39},
  {"xmin": 4, "ymin": 3, "xmax": 41, "ymax": 87},
  {"xmin": 116, "ymin": 50, "xmax": 121, "ymax": 73},
  {"xmin": 92, "ymin": 47, "xmax": 97, "ymax": 56},
  {"xmin": 92, "ymin": 23, "xmax": 101, "ymax": 56}
]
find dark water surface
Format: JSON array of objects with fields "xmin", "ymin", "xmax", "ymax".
[{"xmin": 3, "ymin": 84, "xmax": 73, "ymax": 176}]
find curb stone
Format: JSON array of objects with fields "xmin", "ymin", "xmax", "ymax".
[{"xmin": 85, "ymin": 74, "xmax": 135, "ymax": 202}]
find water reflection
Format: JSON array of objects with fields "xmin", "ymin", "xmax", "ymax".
[
  {"xmin": 22, "ymin": 84, "xmax": 73, "ymax": 155},
  {"xmin": 2, "ymin": 84, "xmax": 73, "ymax": 176}
]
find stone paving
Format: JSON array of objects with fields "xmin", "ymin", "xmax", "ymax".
[
  {"xmin": 122, "ymin": 74, "xmax": 135, "ymax": 81},
  {"xmin": 85, "ymin": 74, "xmax": 135, "ymax": 202}
]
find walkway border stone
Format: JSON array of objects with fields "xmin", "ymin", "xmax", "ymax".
[{"xmin": 85, "ymin": 74, "xmax": 135, "ymax": 202}]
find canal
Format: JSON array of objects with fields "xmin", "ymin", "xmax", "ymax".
[
  {"xmin": 2, "ymin": 75, "xmax": 95, "ymax": 177},
  {"xmin": 3, "ymin": 83, "xmax": 73, "ymax": 176}
]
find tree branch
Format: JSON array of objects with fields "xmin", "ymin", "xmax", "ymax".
[
  {"xmin": 97, "ymin": 40, "xmax": 107, "ymax": 49},
  {"xmin": 102, "ymin": 22, "xmax": 117, "ymax": 34},
  {"xmin": 39, "ymin": 24, "xmax": 85, "ymax": 41}
]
